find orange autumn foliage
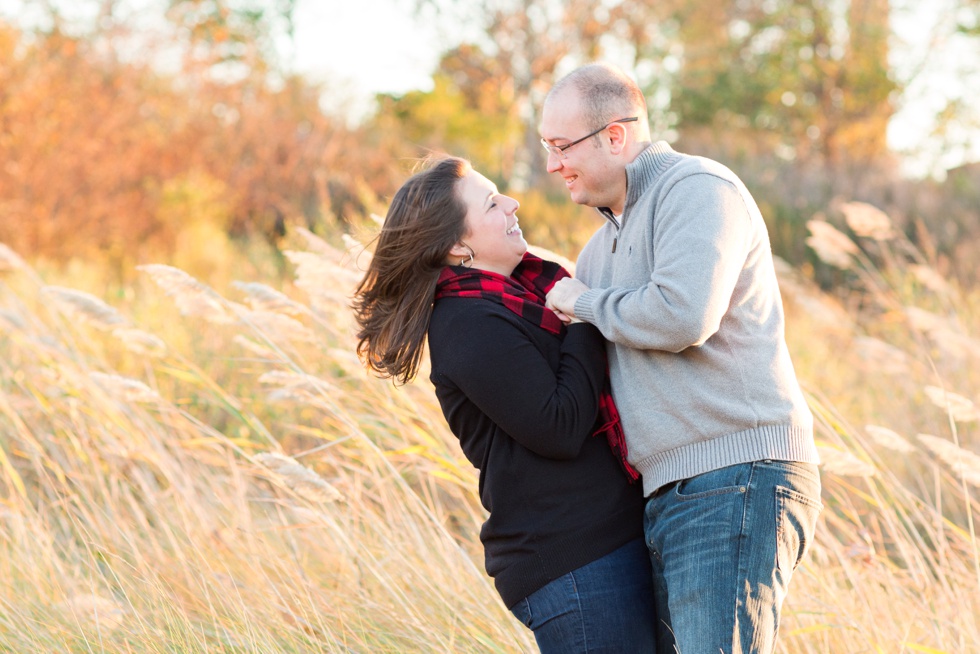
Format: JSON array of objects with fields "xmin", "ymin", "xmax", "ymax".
[{"xmin": 0, "ymin": 22, "xmax": 400, "ymax": 275}]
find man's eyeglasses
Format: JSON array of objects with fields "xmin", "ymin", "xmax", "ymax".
[{"xmin": 540, "ymin": 117, "xmax": 638, "ymax": 159}]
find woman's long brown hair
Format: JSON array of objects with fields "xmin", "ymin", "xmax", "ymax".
[{"xmin": 353, "ymin": 157, "xmax": 470, "ymax": 384}]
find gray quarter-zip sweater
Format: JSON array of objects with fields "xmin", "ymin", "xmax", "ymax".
[{"xmin": 574, "ymin": 142, "xmax": 819, "ymax": 496}]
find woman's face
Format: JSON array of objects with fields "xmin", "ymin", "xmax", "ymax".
[{"xmin": 454, "ymin": 169, "xmax": 527, "ymax": 276}]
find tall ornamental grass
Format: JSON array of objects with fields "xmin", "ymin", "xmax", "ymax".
[{"xmin": 0, "ymin": 201, "xmax": 977, "ymax": 652}]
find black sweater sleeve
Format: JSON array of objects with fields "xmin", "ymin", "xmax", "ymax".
[{"xmin": 432, "ymin": 304, "xmax": 607, "ymax": 459}]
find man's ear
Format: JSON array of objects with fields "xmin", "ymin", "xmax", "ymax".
[{"xmin": 605, "ymin": 122, "xmax": 629, "ymax": 154}]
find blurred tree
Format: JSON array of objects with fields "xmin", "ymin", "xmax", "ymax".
[
  {"xmin": 652, "ymin": 0, "xmax": 897, "ymax": 178},
  {"xmin": 165, "ymin": 0, "xmax": 296, "ymax": 79},
  {"xmin": 0, "ymin": 15, "xmax": 394, "ymax": 276},
  {"xmin": 957, "ymin": 0, "xmax": 980, "ymax": 34},
  {"xmin": 4, "ymin": 0, "xmax": 976, "ymax": 281},
  {"xmin": 393, "ymin": 0, "xmax": 977, "ymax": 281},
  {"xmin": 372, "ymin": 48, "xmax": 522, "ymax": 182},
  {"xmin": 410, "ymin": 0, "xmax": 661, "ymax": 190},
  {"xmin": 0, "ymin": 25, "xmax": 169, "ymax": 273}
]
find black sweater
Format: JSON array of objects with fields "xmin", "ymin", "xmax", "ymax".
[{"xmin": 427, "ymin": 296, "xmax": 646, "ymax": 608}]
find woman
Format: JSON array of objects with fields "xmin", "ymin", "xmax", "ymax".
[{"xmin": 353, "ymin": 156, "xmax": 655, "ymax": 652}]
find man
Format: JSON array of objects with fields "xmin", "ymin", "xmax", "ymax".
[{"xmin": 541, "ymin": 62, "xmax": 822, "ymax": 654}]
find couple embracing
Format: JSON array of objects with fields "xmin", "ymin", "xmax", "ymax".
[{"xmin": 354, "ymin": 63, "xmax": 822, "ymax": 654}]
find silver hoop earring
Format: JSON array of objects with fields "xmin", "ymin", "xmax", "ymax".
[{"xmin": 460, "ymin": 253, "xmax": 474, "ymax": 267}]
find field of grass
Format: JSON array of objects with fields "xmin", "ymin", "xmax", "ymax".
[{"xmin": 0, "ymin": 205, "xmax": 977, "ymax": 653}]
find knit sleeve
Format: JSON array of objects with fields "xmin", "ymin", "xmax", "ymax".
[
  {"xmin": 435, "ymin": 309, "xmax": 607, "ymax": 459},
  {"xmin": 575, "ymin": 173, "xmax": 753, "ymax": 352}
]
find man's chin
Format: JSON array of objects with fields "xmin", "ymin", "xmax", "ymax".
[{"xmin": 567, "ymin": 189, "xmax": 588, "ymax": 206}]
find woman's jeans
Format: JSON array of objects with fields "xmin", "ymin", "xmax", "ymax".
[
  {"xmin": 509, "ymin": 537, "xmax": 657, "ymax": 653},
  {"xmin": 645, "ymin": 459, "xmax": 823, "ymax": 654}
]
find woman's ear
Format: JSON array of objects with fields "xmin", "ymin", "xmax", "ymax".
[
  {"xmin": 447, "ymin": 241, "xmax": 475, "ymax": 267},
  {"xmin": 448, "ymin": 241, "xmax": 470, "ymax": 259}
]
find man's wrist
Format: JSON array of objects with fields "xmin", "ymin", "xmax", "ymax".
[{"xmin": 572, "ymin": 288, "xmax": 599, "ymax": 324}]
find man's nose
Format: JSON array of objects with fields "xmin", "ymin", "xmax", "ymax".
[{"xmin": 545, "ymin": 151, "xmax": 564, "ymax": 173}]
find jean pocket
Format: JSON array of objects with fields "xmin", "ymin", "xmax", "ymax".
[
  {"xmin": 509, "ymin": 597, "xmax": 532, "ymax": 628},
  {"xmin": 775, "ymin": 486, "xmax": 824, "ymax": 572},
  {"xmin": 511, "ymin": 574, "xmax": 578, "ymax": 630},
  {"xmin": 673, "ymin": 466, "xmax": 747, "ymax": 501}
]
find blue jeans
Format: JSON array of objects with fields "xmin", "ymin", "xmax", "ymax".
[
  {"xmin": 645, "ymin": 460, "xmax": 823, "ymax": 654},
  {"xmin": 509, "ymin": 537, "xmax": 657, "ymax": 653}
]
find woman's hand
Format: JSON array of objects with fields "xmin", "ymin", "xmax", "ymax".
[{"xmin": 551, "ymin": 308, "xmax": 581, "ymax": 325}]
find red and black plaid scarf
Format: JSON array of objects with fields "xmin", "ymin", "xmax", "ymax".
[{"xmin": 435, "ymin": 252, "xmax": 639, "ymax": 482}]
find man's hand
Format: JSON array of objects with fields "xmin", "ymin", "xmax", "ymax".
[{"xmin": 546, "ymin": 278, "xmax": 590, "ymax": 320}]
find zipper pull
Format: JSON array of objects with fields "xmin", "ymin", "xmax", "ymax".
[{"xmin": 611, "ymin": 236, "xmax": 618, "ymax": 253}]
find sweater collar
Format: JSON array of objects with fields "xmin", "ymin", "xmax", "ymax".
[
  {"xmin": 623, "ymin": 141, "xmax": 679, "ymax": 211},
  {"xmin": 596, "ymin": 141, "xmax": 680, "ymax": 226}
]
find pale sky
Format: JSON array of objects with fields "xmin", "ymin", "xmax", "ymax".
[{"xmin": 289, "ymin": 0, "xmax": 439, "ymax": 99}]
